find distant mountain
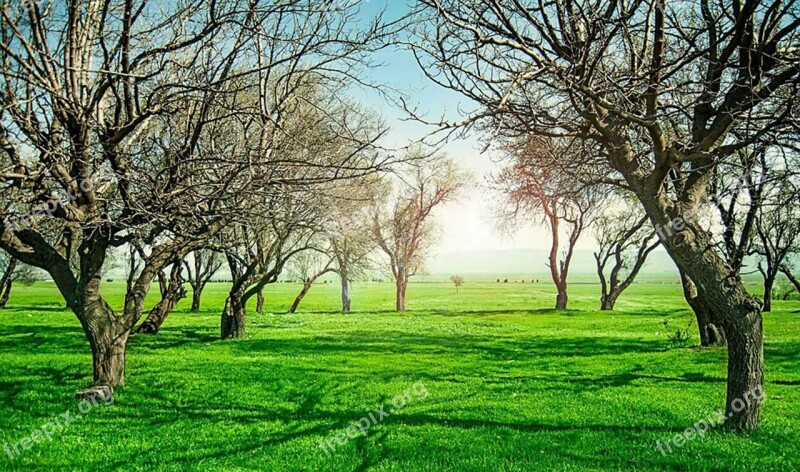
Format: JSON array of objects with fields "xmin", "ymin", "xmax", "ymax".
[{"xmin": 427, "ymin": 248, "xmax": 680, "ymax": 276}]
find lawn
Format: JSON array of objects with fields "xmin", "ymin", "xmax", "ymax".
[{"xmin": 0, "ymin": 279, "xmax": 798, "ymax": 471}]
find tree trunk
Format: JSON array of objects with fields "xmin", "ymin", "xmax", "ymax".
[
  {"xmin": 600, "ymin": 291, "xmax": 618, "ymax": 310},
  {"xmin": 289, "ymin": 268, "xmax": 333, "ymax": 313},
  {"xmin": 0, "ymin": 258, "xmax": 17, "ymax": 308},
  {"xmin": 723, "ymin": 314, "xmax": 764, "ymax": 431},
  {"xmin": 190, "ymin": 283, "xmax": 204, "ymax": 311},
  {"xmin": 555, "ymin": 287, "xmax": 567, "ymax": 309},
  {"xmin": 0, "ymin": 279, "xmax": 12, "ymax": 308},
  {"xmin": 639, "ymin": 195, "xmax": 762, "ymax": 430},
  {"xmin": 135, "ymin": 264, "xmax": 187, "ymax": 335},
  {"xmin": 221, "ymin": 293, "xmax": 246, "ymax": 339},
  {"xmin": 289, "ymin": 282, "xmax": 312, "ymax": 313},
  {"xmin": 396, "ymin": 279, "xmax": 407, "ymax": 312},
  {"xmin": 341, "ymin": 272, "xmax": 351, "ymax": 313},
  {"xmin": 256, "ymin": 289, "xmax": 265, "ymax": 313},
  {"xmin": 82, "ymin": 297, "xmax": 128, "ymax": 387},
  {"xmin": 780, "ymin": 266, "xmax": 800, "ymax": 294},
  {"xmin": 762, "ymin": 276, "xmax": 774, "ymax": 313},
  {"xmin": 679, "ymin": 270, "xmax": 726, "ymax": 346}
]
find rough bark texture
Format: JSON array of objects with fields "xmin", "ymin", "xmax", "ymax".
[
  {"xmin": 635, "ymin": 191, "xmax": 763, "ymax": 431},
  {"xmin": 555, "ymin": 290, "xmax": 568, "ymax": 310},
  {"xmin": 679, "ymin": 270, "xmax": 726, "ymax": 346},
  {"xmin": 221, "ymin": 292, "xmax": 247, "ymax": 339},
  {"xmin": 134, "ymin": 262, "xmax": 187, "ymax": 335},
  {"xmin": 80, "ymin": 291, "xmax": 129, "ymax": 387}
]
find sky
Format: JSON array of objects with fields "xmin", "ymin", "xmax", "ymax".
[{"xmin": 352, "ymin": 1, "xmax": 596, "ymax": 256}]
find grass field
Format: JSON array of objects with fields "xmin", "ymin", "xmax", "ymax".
[{"xmin": 0, "ymin": 279, "xmax": 798, "ymax": 471}]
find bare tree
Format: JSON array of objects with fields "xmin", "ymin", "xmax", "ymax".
[
  {"xmin": 134, "ymin": 258, "xmax": 187, "ymax": 335},
  {"xmin": 450, "ymin": 275, "xmax": 464, "ymax": 293},
  {"xmin": 593, "ymin": 201, "xmax": 660, "ymax": 311},
  {"xmin": 495, "ymin": 138, "xmax": 598, "ymax": 309},
  {"xmin": 754, "ymin": 177, "xmax": 800, "ymax": 311},
  {"xmin": 327, "ymin": 185, "xmax": 379, "ymax": 313},
  {"xmin": 287, "ymin": 249, "xmax": 335, "ymax": 313},
  {"xmin": 185, "ymin": 250, "xmax": 222, "ymax": 312},
  {"xmin": 374, "ymin": 156, "xmax": 466, "ymax": 312},
  {"xmin": 0, "ymin": 0, "xmax": 264, "ymax": 387},
  {"xmin": 0, "ymin": 0, "xmax": 399, "ymax": 388},
  {"xmin": 780, "ymin": 264, "xmax": 800, "ymax": 295},
  {"xmin": 413, "ymin": 0, "xmax": 800, "ymax": 430},
  {"xmin": 219, "ymin": 202, "xmax": 315, "ymax": 339},
  {"xmin": 0, "ymin": 254, "xmax": 39, "ymax": 307}
]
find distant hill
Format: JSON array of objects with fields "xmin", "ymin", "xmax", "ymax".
[{"xmin": 427, "ymin": 248, "xmax": 680, "ymax": 277}]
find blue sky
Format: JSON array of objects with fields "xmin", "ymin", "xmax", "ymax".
[{"xmin": 349, "ymin": 1, "xmax": 585, "ymax": 255}]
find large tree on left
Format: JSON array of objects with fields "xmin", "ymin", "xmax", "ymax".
[{"xmin": 0, "ymin": 0, "xmax": 271, "ymax": 388}]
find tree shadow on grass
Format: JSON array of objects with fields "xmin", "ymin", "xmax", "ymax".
[
  {"xmin": 1, "ymin": 304, "xmax": 70, "ymax": 313},
  {"xmin": 234, "ymin": 331, "xmax": 669, "ymax": 361}
]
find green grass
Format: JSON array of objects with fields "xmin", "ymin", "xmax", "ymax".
[{"xmin": 0, "ymin": 280, "xmax": 798, "ymax": 471}]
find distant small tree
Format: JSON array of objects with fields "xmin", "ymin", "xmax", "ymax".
[
  {"xmin": 450, "ymin": 275, "xmax": 464, "ymax": 293},
  {"xmin": 185, "ymin": 249, "xmax": 222, "ymax": 312},
  {"xmin": 0, "ymin": 255, "xmax": 40, "ymax": 308},
  {"xmin": 495, "ymin": 137, "xmax": 600, "ymax": 309},
  {"xmin": 593, "ymin": 200, "xmax": 660, "ymax": 311},
  {"xmin": 373, "ymin": 154, "xmax": 467, "ymax": 312},
  {"xmin": 287, "ymin": 249, "xmax": 336, "ymax": 314}
]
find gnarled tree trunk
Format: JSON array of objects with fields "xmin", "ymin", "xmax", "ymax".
[
  {"xmin": 679, "ymin": 269, "xmax": 726, "ymax": 346},
  {"xmin": 79, "ymin": 288, "xmax": 129, "ymax": 387},
  {"xmin": 221, "ymin": 291, "xmax": 247, "ymax": 339},
  {"xmin": 640, "ymin": 194, "xmax": 762, "ymax": 431},
  {"xmin": 600, "ymin": 290, "xmax": 619, "ymax": 311},
  {"xmin": 134, "ymin": 262, "xmax": 187, "ymax": 335}
]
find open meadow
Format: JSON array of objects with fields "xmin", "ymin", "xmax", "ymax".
[{"xmin": 1, "ymin": 280, "xmax": 798, "ymax": 471}]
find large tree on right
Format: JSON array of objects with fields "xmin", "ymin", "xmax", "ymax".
[{"xmin": 414, "ymin": 0, "xmax": 800, "ymax": 430}]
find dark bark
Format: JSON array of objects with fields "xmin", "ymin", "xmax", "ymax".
[
  {"xmin": 79, "ymin": 289, "xmax": 129, "ymax": 387},
  {"xmin": 724, "ymin": 315, "xmax": 764, "ymax": 431},
  {"xmin": 763, "ymin": 277, "xmax": 773, "ymax": 313},
  {"xmin": 186, "ymin": 250, "xmax": 221, "ymax": 312},
  {"xmin": 594, "ymin": 217, "xmax": 660, "ymax": 311},
  {"xmin": 288, "ymin": 268, "xmax": 334, "ymax": 313},
  {"xmin": 134, "ymin": 262, "xmax": 187, "ymax": 335},
  {"xmin": 679, "ymin": 269, "xmax": 726, "ymax": 346},
  {"xmin": 639, "ymin": 195, "xmax": 762, "ymax": 431},
  {"xmin": 600, "ymin": 291, "xmax": 619, "ymax": 311},
  {"xmin": 0, "ymin": 258, "xmax": 17, "ymax": 308},
  {"xmin": 221, "ymin": 291, "xmax": 247, "ymax": 339},
  {"xmin": 191, "ymin": 288, "xmax": 203, "ymax": 311}
]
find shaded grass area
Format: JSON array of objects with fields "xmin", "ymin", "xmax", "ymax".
[{"xmin": 0, "ymin": 281, "xmax": 798, "ymax": 471}]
